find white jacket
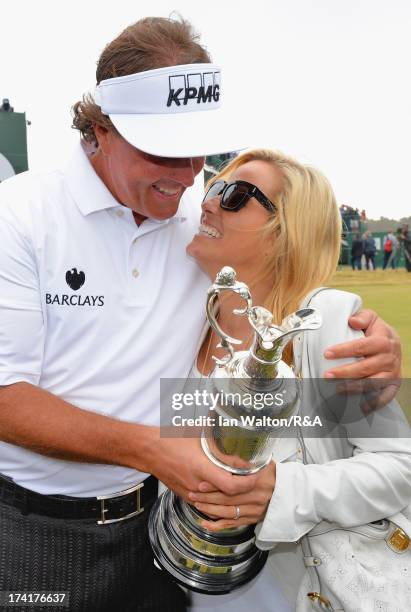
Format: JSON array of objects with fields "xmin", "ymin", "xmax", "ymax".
[{"xmin": 255, "ymin": 288, "xmax": 411, "ymax": 606}]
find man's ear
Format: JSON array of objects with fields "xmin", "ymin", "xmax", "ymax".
[{"xmin": 93, "ymin": 124, "xmax": 111, "ymax": 155}]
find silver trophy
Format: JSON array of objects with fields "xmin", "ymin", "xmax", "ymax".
[{"xmin": 149, "ymin": 267, "xmax": 321, "ymax": 594}]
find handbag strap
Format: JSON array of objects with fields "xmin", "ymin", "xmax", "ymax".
[
  {"xmin": 293, "ymin": 287, "xmax": 330, "ymax": 376},
  {"xmin": 293, "ymin": 286, "xmax": 330, "ymax": 465},
  {"xmin": 295, "ymin": 288, "xmax": 341, "ymax": 611},
  {"xmin": 298, "ymin": 434, "xmax": 337, "ymax": 610}
]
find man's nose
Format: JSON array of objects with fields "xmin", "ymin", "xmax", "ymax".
[{"xmin": 170, "ymin": 157, "xmax": 204, "ymax": 187}]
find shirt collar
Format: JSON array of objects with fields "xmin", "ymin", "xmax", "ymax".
[{"xmin": 63, "ymin": 141, "xmax": 187, "ymax": 224}]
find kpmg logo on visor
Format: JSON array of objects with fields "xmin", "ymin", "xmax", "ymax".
[{"xmin": 167, "ymin": 71, "xmax": 220, "ymax": 107}]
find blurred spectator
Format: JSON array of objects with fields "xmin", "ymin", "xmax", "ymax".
[
  {"xmin": 398, "ymin": 224, "xmax": 411, "ymax": 272},
  {"xmin": 363, "ymin": 231, "xmax": 376, "ymax": 270},
  {"xmin": 339, "ymin": 204, "xmax": 359, "ymax": 217},
  {"xmin": 360, "ymin": 209, "xmax": 367, "ymax": 221},
  {"xmin": 0, "ymin": 98, "xmax": 14, "ymax": 112},
  {"xmin": 382, "ymin": 229, "xmax": 398, "ymax": 270},
  {"xmin": 351, "ymin": 233, "xmax": 364, "ymax": 270}
]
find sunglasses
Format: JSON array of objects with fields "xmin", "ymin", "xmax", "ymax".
[{"xmin": 202, "ymin": 179, "xmax": 276, "ymax": 213}]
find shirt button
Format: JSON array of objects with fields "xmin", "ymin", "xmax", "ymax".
[
  {"xmin": 116, "ymin": 209, "xmax": 124, "ymax": 217},
  {"xmin": 132, "ymin": 268, "xmax": 139, "ymax": 278}
]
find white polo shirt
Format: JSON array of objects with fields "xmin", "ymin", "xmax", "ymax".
[{"xmin": 0, "ymin": 143, "xmax": 209, "ymax": 496}]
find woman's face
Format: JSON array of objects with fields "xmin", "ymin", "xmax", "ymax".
[{"xmin": 187, "ymin": 160, "xmax": 282, "ymax": 279}]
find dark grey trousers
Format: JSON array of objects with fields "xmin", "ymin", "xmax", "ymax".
[{"xmin": 0, "ymin": 497, "xmax": 187, "ymax": 612}]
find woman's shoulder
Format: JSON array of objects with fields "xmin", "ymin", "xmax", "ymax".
[
  {"xmin": 303, "ymin": 287, "xmax": 362, "ymax": 313},
  {"xmin": 296, "ymin": 287, "xmax": 364, "ymax": 377}
]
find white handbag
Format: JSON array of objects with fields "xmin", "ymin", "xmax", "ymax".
[
  {"xmin": 296, "ymin": 439, "xmax": 411, "ymax": 612},
  {"xmin": 294, "ymin": 289, "xmax": 411, "ymax": 612}
]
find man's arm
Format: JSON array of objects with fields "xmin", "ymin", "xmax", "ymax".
[
  {"xmin": 0, "ymin": 208, "xmax": 260, "ymax": 500},
  {"xmin": 0, "ymin": 382, "xmax": 259, "ymax": 500},
  {"xmin": 0, "ymin": 382, "xmax": 150, "ymax": 466}
]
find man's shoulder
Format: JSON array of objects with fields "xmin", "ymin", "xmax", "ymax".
[{"xmin": 0, "ymin": 167, "xmax": 65, "ymax": 222}]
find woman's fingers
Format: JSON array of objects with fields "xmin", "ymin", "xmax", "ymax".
[
  {"xmin": 189, "ymin": 462, "xmax": 275, "ymax": 507},
  {"xmin": 194, "ymin": 502, "xmax": 265, "ymax": 529},
  {"xmin": 194, "ymin": 502, "xmax": 259, "ymax": 519},
  {"xmin": 189, "ymin": 490, "xmax": 268, "ymax": 506},
  {"xmin": 200, "ymin": 517, "xmax": 253, "ymax": 531}
]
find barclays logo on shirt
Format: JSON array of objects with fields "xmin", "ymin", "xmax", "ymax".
[
  {"xmin": 66, "ymin": 268, "xmax": 85, "ymax": 290},
  {"xmin": 45, "ymin": 268, "xmax": 105, "ymax": 307}
]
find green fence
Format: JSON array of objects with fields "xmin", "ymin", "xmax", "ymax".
[
  {"xmin": 341, "ymin": 228, "xmax": 405, "ymax": 268},
  {"xmin": 0, "ymin": 111, "xmax": 28, "ymax": 180}
]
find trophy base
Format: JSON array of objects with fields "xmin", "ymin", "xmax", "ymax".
[{"xmin": 149, "ymin": 490, "xmax": 268, "ymax": 595}]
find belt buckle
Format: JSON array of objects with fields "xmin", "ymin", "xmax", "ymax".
[{"xmin": 97, "ymin": 482, "xmax": 144, "ymax": 525}]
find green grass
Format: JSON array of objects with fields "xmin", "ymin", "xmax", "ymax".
[
  {"xmin": 330, "ymin": 268, "xmax": 411, "ymax": 419},
  {"xmin": 329, "ymin": 268, "xmax": 411, "ymax": 376}
]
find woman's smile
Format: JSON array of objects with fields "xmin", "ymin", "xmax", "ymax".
[
  {"xmin": 198, "ymin": 222, "xmax": 223, "ymax": 239},
  {"xmin": 187, "ymin": 160, "xmax": 278, "ymax": 279}
]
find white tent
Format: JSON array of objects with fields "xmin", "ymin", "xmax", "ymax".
[{"xmin": 0, "ymin": 152, "xmax": 15, "ymax": 182}]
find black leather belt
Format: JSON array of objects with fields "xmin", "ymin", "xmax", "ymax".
[{"xmin": 0, "ymin": 473, "xmax": 158, "ymax": 524}]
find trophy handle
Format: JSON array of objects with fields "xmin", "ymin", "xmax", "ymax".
[
  {"xmin": 206, "ymin": 267, "xmax": 254, "ymax": 365},
  {"xmin": 246, "ymin": 306, "xmax": 322, "ymax": 346},
  {"xmin": 261, "ymin": 308, "xmax": 322, "ymax": 358},
  {"xmin": 279, "ymin": 308, "xmax": 322, "ymax": 340}
]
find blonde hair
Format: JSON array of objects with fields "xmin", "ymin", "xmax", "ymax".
[{"xmin": 211, "ymin": 149, "xmax": 341, "ymax": 331}]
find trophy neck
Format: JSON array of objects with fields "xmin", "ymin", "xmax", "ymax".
[
  {"xmin": 242, "ymin": 334, "xmax": 282, "ymax": 379},
  {"xmin": 205, "ymin": 267, "xmax": 322, "ymax": 382}
]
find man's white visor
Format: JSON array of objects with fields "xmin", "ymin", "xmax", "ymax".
[{"xmin": 94, "ymin": 64, "xmax": 248, "ymax": 158}]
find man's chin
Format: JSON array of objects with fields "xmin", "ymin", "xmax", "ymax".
[
  {"xmin": 152, "ymin": 204, "xmax": 181, "ymax": 220},
  {"xmin": 131, "ymin": 205, "xmax": 180, "ymax": 223}
]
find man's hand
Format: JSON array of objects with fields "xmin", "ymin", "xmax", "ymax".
[
  {"xmin": 186, "ymin": 461, "xmax": 276, "ymax": 531},
  {"xmin": 323, "ymin": 308, "xmax": 401, "ymax": 410},
  {"xmin": 324, "ymin": 308, "xmax": 401, "ymax": 379},
  {"xmin": 149, "ymin": 436, "xmax": 261, "ymax": 503}
]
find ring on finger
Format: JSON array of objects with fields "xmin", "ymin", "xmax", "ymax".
[{"xmin": 233, "ymin": 505, "xmax": 241, "ymax": 520}]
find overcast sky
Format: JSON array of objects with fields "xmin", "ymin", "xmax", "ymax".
[{"xmin": 1, "ymin": 0, "xmax": 410, "ymax": 219}]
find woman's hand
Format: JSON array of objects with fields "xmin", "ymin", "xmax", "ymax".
[
  {"xmin": 324, "ymin": 308, "xmax": 401, "ymax": 379},
  {"xmin": 188, "ymin": 461, "xmax": 276, "ymax": 531}
]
